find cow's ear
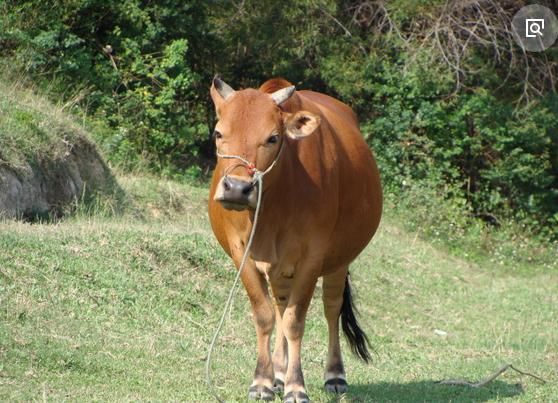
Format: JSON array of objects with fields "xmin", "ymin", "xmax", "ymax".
[{"xmin": 284, "ymin": 111, "xmax": 321, "ymax": 139}]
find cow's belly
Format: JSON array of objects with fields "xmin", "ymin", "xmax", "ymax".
[{"xmin": 322, "ymin": 149, "xmax": 382, "ymax": 273}]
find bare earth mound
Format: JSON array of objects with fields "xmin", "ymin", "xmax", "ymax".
[
  {"xmin": 0, "ymin": 80, "xmax": 117, "ymax": 219},
  {"xmin": 0, "ymin": 139, "xmax": 114, "ymax": 219}
]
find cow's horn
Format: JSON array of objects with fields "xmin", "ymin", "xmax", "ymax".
[
  {"xmin": 271, "ymin": 86, "xmax": 296, "ymax": 105},
  {"xmin": 213, "ymin": 75, "xmax": 235, "ymax": 100}
]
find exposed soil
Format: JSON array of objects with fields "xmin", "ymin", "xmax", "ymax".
[{"xmin": 0, "ymin": 138, "xmax": 116, "ymax": 220}]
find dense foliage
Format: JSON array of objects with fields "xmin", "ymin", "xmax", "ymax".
[{"xmin": 1, "ymin": 0, "xmax": 557, "ymax": 239}]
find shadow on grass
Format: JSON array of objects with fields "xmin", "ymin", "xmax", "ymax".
[{"xmin": 327, "ymin": 380, "xmax": 523, "ymax": 402}]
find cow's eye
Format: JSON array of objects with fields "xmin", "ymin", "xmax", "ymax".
[
  {"xmin": 266, "ymin": 134, "xmax": 279, "ymax": 144},
  {"xmin": 213, "ymin": 130, "xmax": 223, "ymax": 140}
]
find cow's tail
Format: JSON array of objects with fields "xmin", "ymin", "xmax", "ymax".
[{"xmin": 340, "ymin": 274, "xmax": 371, "ymax": 363}]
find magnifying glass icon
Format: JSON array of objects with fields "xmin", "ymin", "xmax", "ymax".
[
  {"xmin": 526, "ymin": 19, "xmax": 545, "ymax": 37},
  {"xmin": 512, "ymin": 5, "xmax": 557, "ymax": 52}
]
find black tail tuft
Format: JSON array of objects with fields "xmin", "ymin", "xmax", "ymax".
[{"xmin": 340, "ymin": 275, "xmax": 371, "ymax": 363}]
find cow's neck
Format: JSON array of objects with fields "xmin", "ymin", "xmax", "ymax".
[{"xmin": 247, "ymin": 140, "xmax": 298, "ymax": 263}]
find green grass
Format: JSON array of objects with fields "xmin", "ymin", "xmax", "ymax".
[{"xmin": 1, "ymin": 175, "xmax": 557, "ymax": 402}]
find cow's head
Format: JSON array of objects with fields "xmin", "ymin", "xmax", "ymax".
[{"xmin": 211, "ymin": 76, "xmax": 320, "ymax": 211}]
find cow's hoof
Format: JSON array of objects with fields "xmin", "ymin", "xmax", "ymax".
[
  {"xmin": 283, "ymin": 391, "xmax": 310, "ymax": 403},
  {"xmin": 273, "ymin": 378, "xmax": 285, "ymax": 393},
  {"xmin": 324, "ymin": 378, "xmax": 348, "ymax": 394},
  {"xmin": 248, "ymin": 385, "xmax": 275, "ymax": 401}
]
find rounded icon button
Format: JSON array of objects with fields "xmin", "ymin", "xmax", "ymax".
[{"xmin": 512, "ymin": 5, "xmax": 558, "ymax": 52}]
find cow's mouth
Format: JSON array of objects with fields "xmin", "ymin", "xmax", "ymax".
[{"xmin": 218, "ymin": 199, "xmax": 254, "ymax": 211}]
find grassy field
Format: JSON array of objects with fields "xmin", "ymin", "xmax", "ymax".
[{"xmin": 1, "ymin": 175, "xmax": 556, "ymax": 402}]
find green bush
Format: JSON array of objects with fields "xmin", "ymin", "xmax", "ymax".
[
  {"xmin": 364, "ymin": 73, "xmax": 558, "ymax": 240},
  {"xmin": 94, "ymin": 38, "xmax": 205, "ymax": 171}
]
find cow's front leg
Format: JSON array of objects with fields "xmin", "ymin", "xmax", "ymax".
[
  {"xmin": 272, "ymin": 302, "xmax": 287, "ymax": 393},
  {"xmin": 270, "ymin": 278, "xmax": 291, "ymax": 394},
  {"xmin": 277, "ymin": 271, "xmax": 318, "ymax": 403},
  {"xmin": 239, "ymin": 260, "xmax": 276, "ymax": 401}
]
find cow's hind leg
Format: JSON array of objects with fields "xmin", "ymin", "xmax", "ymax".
[
  {"xmin": 239, "ymin": 262, "xmax": 276, "ymax": 401},
  {"xmin": 322, "ymin": 267, "xmax": 349, "ymax": 393}
]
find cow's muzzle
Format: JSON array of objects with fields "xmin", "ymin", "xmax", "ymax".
[{"xmin": 213, "ymin": 175, "xmax": 258, "ymax": 211}]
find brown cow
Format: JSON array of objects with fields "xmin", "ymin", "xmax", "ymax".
[{"xmin": 208, "ymin": 76, "xmax": 382, "ymax": 402}]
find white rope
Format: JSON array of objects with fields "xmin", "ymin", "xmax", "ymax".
[
  {"xmin": 215, "ymin": 152, "xmax": 252, "ymax": 167},
  {"xmin": 205, "ymin": 144, "xmax": 283, "ymax": 403},
  {"xmin": 216, "ymin": 141, "xmax": 284, "ymax": 177}
]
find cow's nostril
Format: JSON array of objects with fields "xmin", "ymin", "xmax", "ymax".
[
  {"xmin": 223, "ymin": 176, "xmax": 232, "ymax": 191},
  {"xmin": 242, "ymin": 183, "xmax": 254, "ymax": 195}
]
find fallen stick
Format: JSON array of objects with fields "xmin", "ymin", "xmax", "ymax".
[{"xmin": 438, "ymin": 364, "xmax": 547, "ymax": 388}]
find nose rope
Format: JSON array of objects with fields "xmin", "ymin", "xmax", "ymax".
[
  {"xmin": 216, "ymin": 140, "xmax": 284, "ymax": 180},
  {"xmin": 222, "ymin": 162, "xmax": 247, "ymax": 177},
  {"xmin": 205, "ymin": 141, "xmax": 284, "ymax": 403}
]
